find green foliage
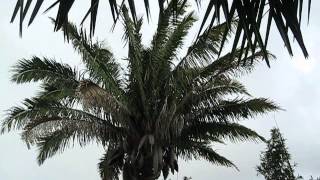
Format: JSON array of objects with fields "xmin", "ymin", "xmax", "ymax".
[
  {"xmin": 11, "ymin": 0, "xmax": 311, "ymax": 62},
  {"xmin": 257, "ymin": 128, "xmax": 301, "ymax": 180},
  {"xmin": 3, "ymin": 1, "xmax": 279, "ymax": 180},
  {"xmin": 11, "ymin": 56, "xmax": 78, "ymax": 84}
]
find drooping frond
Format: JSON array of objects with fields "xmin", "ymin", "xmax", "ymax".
[
  {"xmin": 200, "ymin": 49, "xmax": 275, "ymax": 78},
  {"xmin": 35, "ymin": 120, "xmax": 117, "ymax": 165},
  {"xmin": 178, "ymin": 141, "xmax": 236, "ymax": 168},
  {"xmin": 201, "ymin": 76, "xmax": 251, "ymax": 97},
  {"xmin": 171, "ymin": 48, "xmax": 274, "ymax": 101},
  {"xmin": 21, "ymin": 106, "xmax": 120, "ymax": 135},
  {"xmin": 181, "ymin": 121, "xmax": 265, "ymax": 143},
  {"xmin": 195, "ymin": 144, "xmax": 237, "ymax": 169},
  {"xmin": 196, "ymin": 0, "xmax": 310, "ymax": 61},
  {"xmin": 2, "ymin": 99, "xmax": 124, "ymax": 165},
  {"xmin": 36, "ymin": 128, "xmax": 76, "ymax": 165},
  {"xmin": 175, "ymin": 74, "xmax": 252, "ymax": 117},
  {"xmin": 186, "ymin": 98, "xmax": 279, "ymax": 123},
  {"xmin": 1, "ymin": 97, "xmax": 60, "ymax": 133},
  {"xmin": 213, "ymin": 98, "xmax": 279, "ymax": 120},
  {"xmin": 1, "ymin": 96, "xmax": 123, "ymax": 142},
  {"xmin": 10, "ymin": 56, "xmax": 81, "ymax": 108},
  {"xmin": 11, "ymin": 0, "xmax": 310, "ymax": 63},
  {"xmin": 11, "ymin": 56, "xmax": 78, "ymax": 84},
  {"xmin": 98, "ymin": 146, "xmax": 124, "ymax": 180}
]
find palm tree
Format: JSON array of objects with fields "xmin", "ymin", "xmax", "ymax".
[
  {"xmin": 11, "ymin": 0, "xmax": 311, "ymax": 62},
  {"xmin": 2, "ymin": 2, "xmax": 279, "ymax": 180}
]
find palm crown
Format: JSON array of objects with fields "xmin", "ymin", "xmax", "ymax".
[{"xmin": 2, "ymin": 1, "xmax": 278, "ymax": 180}]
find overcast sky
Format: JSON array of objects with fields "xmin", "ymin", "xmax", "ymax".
[{"xmin": 1, "ymin": 1, "xmax": 320, "ymax": 180}]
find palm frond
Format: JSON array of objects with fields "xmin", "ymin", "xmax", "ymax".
[
  {"xmin": 199, "ymin": 50, "xmax": 275, "ymax": 78},
  {"xmin": 196, "ymin": 144, "xmax": 237, "ymax": 169},
  {"xmin": 56, "ymin": 20, "xmax": 123, "ymax": 93},
  {"xmin": 11, "ymin": 0, "xmax": 310, "ymax": 61},
  {"xmin": 149, "ymin": 12, "xmax": 196, "ymax": 108},
  {"xmin": 175, "ymin": 75, "xmax": 251, "ymax": 116},
  {"xmin": 181, "ymin": 121, "xmax": 265, "ymax": 143},
  {"xmin": 36, "ymin": 82, "xmax": 78, "ymax": 105},
  {"xmin": 36, "ymin": 128, "xmax": 75, "ymax": 165},
  {"xmin": 171, "ymin": 49, "xmax": 274, "ymax": 99},
  {"xmin": 6, "ymin": 103, "xmax": 125, "ymax": 164},
  {"xmin": 187, "ymin": 98, "xmax": 279, "ymax": 123},
  {"xmin": 196, "ymin": 0, "xmax": 309, "ymax": 64},
  {"xmin": 1, "ymin": 97, "xmax": 60, "ymax": 133},
  {"xmin": 150, "ymin": 0, "xmax": 188, "ymax": 53},
  {"xmin": 1, "ymin": 96, "xmax": 122, "ymax": 136},
  {"xmin": 202, "ymin": 76, "xmax": 251, "ymax": 97},
  {"xmin": 98, "ymin": 147, "xmax": 124, "ymax": 180},
  {"xmin": 178, "ymin": 141, "xmax": 237, "ymax": 169},
  {"xmin": 36, "ymin": 121, "xmax": 111, "ymax": 165},
  {"xmin": 176, "ymin": 21, "xmax": 236, "ymax": 71},
  {"xmin": 11, "ymin": 56, "xmax": 78, "ymax": 84},
  {"xmin": 122, "ymin": 5, "xmax": 149, "ymax": 120},
  {"xmin": 22, "ymin": 107, "xmax": 118, "ymax": 133},
  {"xmin": 158, "ymin": 12, "xmax": 196, "ymax": 66}
]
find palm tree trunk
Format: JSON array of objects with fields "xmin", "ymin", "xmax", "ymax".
[
  {"xmin": 122, "ymin": 168, "xmax": 157, "ymax": 180},
  {"xmin": 122, "ymin": 159, "xmax": 160, "ymax": 180}
]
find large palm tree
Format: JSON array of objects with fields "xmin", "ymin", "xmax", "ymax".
[{"xmin": 2, "ymin": 2, "xmax": 278, "ymax": 180}]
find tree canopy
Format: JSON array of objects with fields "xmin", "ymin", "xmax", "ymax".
[
  {"xmin": 257, "ymin": 128, "xmax": 302, "ymax": 180},
  {"xmin": 3, "ymin": 2, "xmax": 279, "ymax": 180}
]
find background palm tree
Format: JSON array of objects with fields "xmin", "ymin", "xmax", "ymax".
[
  {"xmin": 2, "ymin": 2, "xmax": 279, "ymax": 180},
  {"xmin": 10, "ymin": 0, "xmax": 311, "ymax": 64}
]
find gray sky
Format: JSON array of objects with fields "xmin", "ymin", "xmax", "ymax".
[{"xmin": 1, "ymin": 0, "xmax": 320, "ymax": 179}]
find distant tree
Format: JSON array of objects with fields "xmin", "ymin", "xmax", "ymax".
[
  {"xmin": 257, "ymin": 128, "xmax": 301, "ymax": 180},
  {"xmin": 309, "ymin": 176, "xmax": 320, "ymax": 180}
]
